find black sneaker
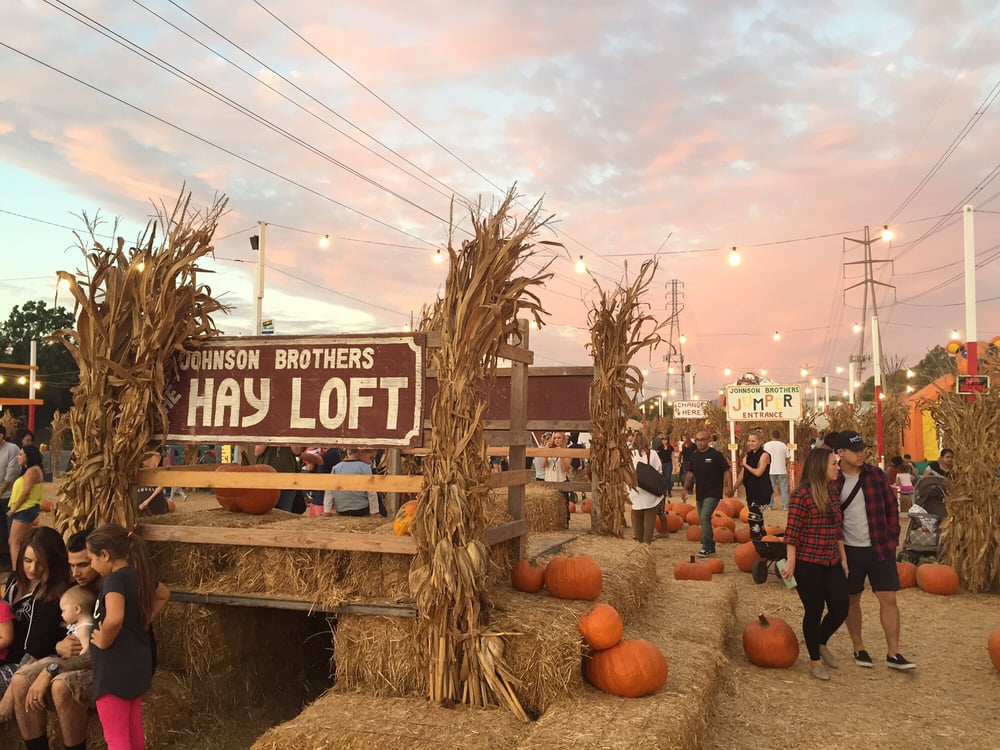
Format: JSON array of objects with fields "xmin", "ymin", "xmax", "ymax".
[
  {"xmin": 696, "ymin": 549, "xmax": 715, "ymax": 557},
  {"xmin": 853, "ymin": 650, "xmax": 874, "ymax": 668},
  {"xmin": 886, "ymin": 653, "xmax": 916, "ymax": 670}
]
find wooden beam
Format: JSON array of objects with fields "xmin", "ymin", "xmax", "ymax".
[
  {"xmin": 484, "ymin": 431, "xmax": 531, "ymax": 447},
  {"xmin": 403, "ymin": 447, "xmax": 589, "ymax": 458},
  {"xmin": 495, "ymin": 341, "xmax": 534, "ymax": 365},
  {"xmin": 168, "ymin": 589, "xmax": 418, "ymax": 618},
  {"xmin": 138, "ymin": 468, "xmax": 423, "ymax": 493},
  {"xmin": 487, "ymin": 469, "xmax": 533, "ymax": 489},
  {"xmin": 137, "ymin": 524, "xmax": 420, "ymax": 554},
  {"xmin": 0, "ymin": 398, "xmax": 44, "ymax": 406},
  {"xmin": 484, "ymin": 519, "xmax": 529, "ymax": 546}
]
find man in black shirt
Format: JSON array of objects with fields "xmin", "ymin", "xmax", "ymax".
[{"xmin": 681, "ymin": 430, "xmax": 732, "ymax": 556}]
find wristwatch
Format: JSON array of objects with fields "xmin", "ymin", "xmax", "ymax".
[{"xmin": 45, "ymin": 662, "xmax": 60, "ymax": 677}]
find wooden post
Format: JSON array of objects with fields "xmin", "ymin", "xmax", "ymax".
[
  {"xmin": 507, "ymin": 320, "xmax": 529, "ymax": 560},
  {"xmin": 386, "ymin": 448, "xmax": 403, "ymax": 516}
]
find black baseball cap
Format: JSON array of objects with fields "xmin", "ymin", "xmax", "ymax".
[{"xmin": 834, "ymin": 431, "xmax": 866, "ymax": 451}]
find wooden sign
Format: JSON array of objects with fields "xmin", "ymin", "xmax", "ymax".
[
  {"xmin": 726, "ymin": 384, "xmax": 802, "ymax": 421},
  {"xmin": 956, "ymin": 375, "xmax": 989, "ymax": 395},
  {"xmin": 673, "ymin": 400, "xmax": 709, "ymax": 419},
  {"xmin": 162, "ymin": 334, "xmax": 425, "ymax": 446}
]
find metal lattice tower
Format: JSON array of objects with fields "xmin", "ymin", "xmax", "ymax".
[
  {"xmin": 843, "ymin": 226, "xmax": 895, "ymax": 381},
  {"xmin": 663, "ymin": 279, "xmax": 686, "ymax": 399}
]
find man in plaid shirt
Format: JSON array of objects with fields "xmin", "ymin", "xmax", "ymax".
[{"xmin": 834, "ymin": 431, "xmax": 915, "ymax": 671}]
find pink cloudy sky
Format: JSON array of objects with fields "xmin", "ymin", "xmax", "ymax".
[{"xmin": 2, "ymin": 0, "xmax": 999, "ymax": 403}]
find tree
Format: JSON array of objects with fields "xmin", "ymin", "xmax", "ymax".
[{"xmin": 0, "ymin": 300, "xmax": 78, "ymax": 428}]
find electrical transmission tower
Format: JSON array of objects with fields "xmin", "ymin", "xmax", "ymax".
[
  {"xmin": 843, "ymin": 225, "xmax": 895, "ymax": 386},
  {"xmin": 663, "ymin": 279, "xmax": 686, "ymax": 399}
]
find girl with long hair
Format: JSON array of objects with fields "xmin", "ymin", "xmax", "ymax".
[
  {"xmin": 782, "ymin": 447, "xmax": 849, "ymax": 681},
  {"xmin": 6, "ymin": 444, "xmax": 45, "ymax": 564},
  {"xmin": 629, "ymin": 432, "xmax": 663, "ymax": 544}
]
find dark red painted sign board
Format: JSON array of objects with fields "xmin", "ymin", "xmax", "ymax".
[
  {"xmin": 163, "ymin": 334, "xmax": 426, "ymax": 447},
  {"xmin": 957, "ymin": 375, "xmax": 989, "ymax": 395}
]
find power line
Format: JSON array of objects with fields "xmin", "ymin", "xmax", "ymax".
[{"xmin": 0, "ymin": 40, "xmax": 442, "ymax": 250}]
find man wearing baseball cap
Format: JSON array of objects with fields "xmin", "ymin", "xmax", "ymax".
[{"xmin": 835, "ymin": 431, "xmax": 915, "ymax": 670}]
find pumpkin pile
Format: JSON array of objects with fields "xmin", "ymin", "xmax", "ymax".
[
  {"xmin": 742, "ymin": 613, "xmax": 799, "ymax": 669},
  {"xmin": 579, "ymin": 603, "xmax": 668, "ymax": 697},
  {"xmin": 510, "ymin": 555, "xmax": 603, "ymax": 600}
]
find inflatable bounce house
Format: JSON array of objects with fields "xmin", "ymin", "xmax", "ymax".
[{"xmin": 901, "ymin": 337, "xmax": 1000, "ymax": 461}]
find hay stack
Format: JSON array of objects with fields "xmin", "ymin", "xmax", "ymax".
[
  {"xmin": 491, "ymin": 484, "xmax": 566, "ymax": 533},
  {"xmin": 930, "ymin": 352, "xmax": 1000, "ymax": 592},
  {"xmin": 586, "ymin": 259, "xmax": 662, "ymax": 536},
  {"xmin": 409, "ymin": 189, "xmax": 552, "ymax": 716},
  {"xmin": 54, "ymin": 189, "xmax": 227, "ymax": 532}
]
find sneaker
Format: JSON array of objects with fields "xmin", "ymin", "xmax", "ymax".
[
  {"xmin": 696, "ymin": 549, "xmax": 715, "ymax": 557},
  {"xmin": 818, "ymin": 644, "xmax": 839, "ymax": 669},
  {"xmin": 886, "ymin": 653, "xmax": 916, "ymax": 670},
  {"xmin": 853, "ymin": 650, "xmax": 874, "ymax": 668},
  {"xmin": 810, "ymin": 663, "xmax": 830, "ymax": 681}
]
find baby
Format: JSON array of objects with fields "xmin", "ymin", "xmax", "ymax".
[{"xmin": 60, "ymin": 585, "xmax": 97, "ymax": 654}]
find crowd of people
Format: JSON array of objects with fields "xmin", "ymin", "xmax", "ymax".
[{"xmin": 0, "ymin": 524, "xmax": 169, "ymax": 750}]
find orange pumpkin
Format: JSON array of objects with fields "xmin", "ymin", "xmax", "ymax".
[
  {"xmin": 713, "ymin": 527, "xmax": 735, "ymax": 544},
  {"xmin": 734, "ymin": 525, "xmax": 751, "ymax": 544},
  {"xmin": 685, "ymin": 525, "xmax": 701, "ymax": 542},
  {"xmin": 40, "ymin": 500, "xmax": 54, "ymax": 513},
  {"xmin": 511, "ymin": 559, "xmax": 546, "ymax": 593},
  {"xmin": 734, "ymin": 541, "xmax": 762, "ymax": 573},
  {"xmin": 711, "ymin": 515, "xmax": 736, "ymax": 532},
  {"xmin": 764, "ymin": 524, "xmax": 785, "ymax": 536},
  {"xmin": 583, "ymin": 639, "xmax": 668, "ymax": 697},
  {"xmin": 916, "ymin": 563, "xmax": 960, "ymax": 596},
  {"xmin": 393, "ymin": 500, "xmax": 419, "ymax": 535},
  {"xmin": 760, "ymin": 534, "xmax": 783, "ymax": 543},
  {"xmin": 544, "ymin": 556, "xmax": 603, "ymax": 600},
  {"xmin": 213, "ymin": 464, "xmax": 280, "ymax": 514},
  {"xmin": 167, "ymin": 499, "xmax": 177, "ymax": 513},
  {"xmin": 674, "ymin": 502, "xmax": 695, "ymax": 517},
  {"xmin": 896, "ymin": 561, "xmax": 917, "ymax": 589},
  {"xmin": 578, "ymin": 603, "xmax": 624, "ymax": 651},
  {"xmin": 568, "ymin": 501, "xmax": 577, "ymax": 513},
  {"xmin": 674, "ymin": 555, "xmax": 712, "ymax": 581},
  {"xmin": 989, "ymin": 628, "xmax": 1000, "ymax": 672},
  {"xmin": 685, "ymin": 509, "xmax": 699, "ymax": 526},
  {"xmin": 742, "ymin": 613, "xmax": 799, "ymax": 668},
  {"xmin": 721, "ymin": 498, "xmax": 743, "ymax": 517},
  {"xmin": 666, "ymin": 512, "xmax": 683, "ymax": 532},
  {"xmin": 580, "ymin": 498, "xmax": 593, "ymax": 514},
  {"xmin": 739, "ymin": 506, "xmax": 750, "ymax": 523},
  {"xmin": 706, "ymin": 558, "xmax": 725, "ymax": 575}
]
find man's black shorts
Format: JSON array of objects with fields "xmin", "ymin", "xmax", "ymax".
[{"xmin": 845, "ymin": 545, "xmax": 899, "ymax": 594}]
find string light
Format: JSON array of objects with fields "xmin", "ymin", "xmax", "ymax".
[
  {"xmin": 17, "ymin": 376, "xmax": 27, "ymax": 385},
  {"xmin": 728, "ymin": 246, "xmax": 741, "ymax": 267},
  {"xmin": 853, "ymin": 322, "xmax": 863, "ymax": 334},
  {"xmin": 723, "ymin": 368, "xmax": 732, "ymax": 377},
  {"xmin": 575, "ymin": 255, "xmax": 587, "ymax": 274},
  {"xmin": 880, "ymin": 225, "xmax": 893, "ymax": 242},
  {"xmin": 319, "ymin": 234, "xmax": 330, "ymax": 249},
  {"xmin": 800, "ymin": 368, "xmax": 808, "ymax": 377},
  {"xmin": 835, "ymin": 366, "xmax": 844, "ymax": 374},
  {"xmin": 679, "ymin": 333, "xmax": 687, "ymax": 345},
  {"xmin": 760, "ymin": 368, "xmax": 767, "ymax": 376},
  {"xmin": 773, "ymin": 331, "xmax": 781, "ymax": 342},
  {"xmin": 433, "ymin": 249, "xmax": 443, "ymax": 264},
  {"xmin": 950, "ymin": 328, "xmax": 960, "ymax": 340}
]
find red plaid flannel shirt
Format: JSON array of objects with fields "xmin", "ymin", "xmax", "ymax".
[
  {"xmin": 835, "ymin": 464, "xmax": 900, "ymax": 561},
  {"xmin": 784, "ymin": 485, "xmax": 843, "ymax": 565}
]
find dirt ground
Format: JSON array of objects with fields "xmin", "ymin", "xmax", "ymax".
[{"xmin": 36, "ymin": 483, "xmax": 1000, "ymax": 749}]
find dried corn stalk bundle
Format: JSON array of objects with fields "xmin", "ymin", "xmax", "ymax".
[
  {"xmin": 410, "ymin": 189, "xmax": 553, "ymax": 718},
  {"xmin": 826, "ymin": 402, "xmax": 860, "ymax": 434},
  {"xmin": 585, "ymin": 259, "xmax": 663, "ymax": 537},
  {"xmin": 0, "ymin": 410, "xmax": 21, "ymax": 438},
  {"xmin": 929, "ymin": 352, "xmax": 1000, "ymax": 592},
  {"xmin": 48, "ymin": 409, "xmax": 70, "ymax": 479},
  {"xmin": 52, "ymin": 190, "xmax": 228, "ymax": 532},
  {"xmin": 856, "ymin": 392, "xmax": 910, "ymax": 461}
]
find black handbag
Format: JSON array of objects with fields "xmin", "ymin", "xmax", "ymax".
[{"xmin": 636, "ymin": 458, "xmax": 666, "ymax": 496}]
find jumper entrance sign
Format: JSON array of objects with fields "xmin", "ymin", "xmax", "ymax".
[
  {"xmin": 163, "ymin": 334, "xmax": 425, "ymax": 447},
  {"xmin": 725, "ymin": 385, "xmax": 802, "ymax": 421}
]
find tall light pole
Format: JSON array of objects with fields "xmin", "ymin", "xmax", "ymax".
[
  {"xmin": 872, "ymin": 315, "xmax": 885, "ymax": 468},
  {"xmin": 251, "ymin": 220, "xmax": 267, "ymax": 336},
  {"xmin": 964, "ymin": 205, "xmax": 977, "ymax": 378}
]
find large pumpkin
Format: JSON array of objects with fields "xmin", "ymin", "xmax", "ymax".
[
  {"xmin": 213, "ymin": 464, "xmax": 280, "ymax": 514},
  {"xmin": 579, "ymin": 603, "xmax": 624, "ymax": 651},
  {"xmin": 713, "ymin": 527, "xmax": 735, "ymax": 544},
  {"xmin": 711, "ymin": 514, "xmax": 736, "ymax": 532},
  {"xmin": 580, "ymin": 497, "xmax": 593, "ymax": 514},
  {"xmin": 734, "ymin": 541, "xmax": 762, "ymax": 573},
  {"xmin": 685, "ymin": 509, "xmax": 699, "ymax": 526},
  {"xmin": 510, "ymin": 559, "xmax": 546, "ymax": 593},
  {"xmin": 896, "ymin": 561, "xmax": 917, "ymax": 589},
  {"xmin": 916, "ymin": 563, "xmax": 960, "ymax": 596},
  {"xmin": 583, "ymin": 639, "xmax": 668, "ymax": 697},
  {"xmin": 685, "ymin": 525, "xmax": 702, "ymax": 542},
  {"xmin": 734, "ymin": 525, "xmax": 751, "ymax": 544},
  {"xmin": 393, "ymin": 500, "xmax": 418, "ymax": 536},
  {"xmin": 989, "ymin": 628, "xmax": 1000, "ymax": 672},
  {"xmin": 738, "ymin": 506, "xmax": 750, "ymax": 523},
  {"xmin": 544, "ymin": 556, "xmax": 603, "ymax": 600},
  {"xmin": 706, "ymin": 558, "xmax": 725, "ymax": 575},
  {"xmin": 742, "ymin": 613, "xmax": 799, "ymax": 668},
  {"xmin": 674, "ymin": 555, "xmax": 712, "ymax": 581}
]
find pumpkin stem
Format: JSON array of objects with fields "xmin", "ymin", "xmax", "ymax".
[
  {"xmin": 689, "ymin": 555, "xmax": 697, "ymax": 563},
  {"xmin": 758, "ymin": 613, "xmax": 769, "ymax": 627}
]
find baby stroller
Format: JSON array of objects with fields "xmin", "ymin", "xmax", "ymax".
[
  {"xmin": 897, "ymin": 476, "xmax": 948, "ymax": 564},
  {"xmin": 750, "ymin": 537, "xmax": 788, "ymax": 584}
]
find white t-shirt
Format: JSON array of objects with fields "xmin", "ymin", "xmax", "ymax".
[
  {"xmin": 628, "ymin": 450, "xmax": 663, "ymax": 510},
  {"xmin": 841, "ymin": 473, "xmax": 871, "ymax": 547},
  {"xmin": 544, "ymin": 457, "xmax": 567, "ymax": 483},
  {"xmin": 763, "ymin": 440, "xmax": 789, "ymax": 475}
]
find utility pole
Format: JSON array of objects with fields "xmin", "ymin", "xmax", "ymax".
[
  {"xmin": 663, "ymin": 279, "xmax": 685, "ymax": 398},
  {"xmin": 251, "ymin": 220, "xmax": 267, "ymax": 336},
  {"xmin": 843, "ymin": 226, "xmax": 894, "ymax": 392}
]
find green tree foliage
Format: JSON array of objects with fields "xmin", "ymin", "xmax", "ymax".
[
  {"xmin": 0, "ymin": 300, "xmax": 78, "ymax": 429},
  {"xmin": 858, "ymin": 345, "xmax": 955, "ymax": 401}
]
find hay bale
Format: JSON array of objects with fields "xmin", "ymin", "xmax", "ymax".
[
  {"xmin": 333, "ymin": 616, "xmax": 427, "ymax": 697},
  {"xmin": 492, "ymin": 485, "xmax": 568, "ymax": 533},
  {"xmin": 252, "ymin": 692, "xmax": 532, "ymax": 750}
]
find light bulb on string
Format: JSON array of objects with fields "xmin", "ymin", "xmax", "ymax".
[
  {"xmin": 728, "ymin": 246, "xmax": 741, "ymax": 267},
  {"xmin": 575, "ymin": 255, "xmax": 586, "ymax": 274},
  {"xmin": 319, "ymin": 234, "xmax": 330, "ymax": 249},
  {"xmin": 433, "ymin": 249, "xmax": 443, "ymax": 264},
  {"xmin": 950, "ymin": 328, "xmax": 960, "ymax": 340},
  {"xmin": 679, "ymin": 333, "xmax": 687, "ymax": 345},
  {"xmin": 773, "ymin": 331, "xmax": 781, "ymax": 342},
  {"xmin": 880, "ymin": 225, "xmax": 893, "ymax": 242}
]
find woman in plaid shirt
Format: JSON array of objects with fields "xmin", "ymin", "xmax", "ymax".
[{"xmin": 781, "ymin": 448, "xmax": 849, "ymax": 681}]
